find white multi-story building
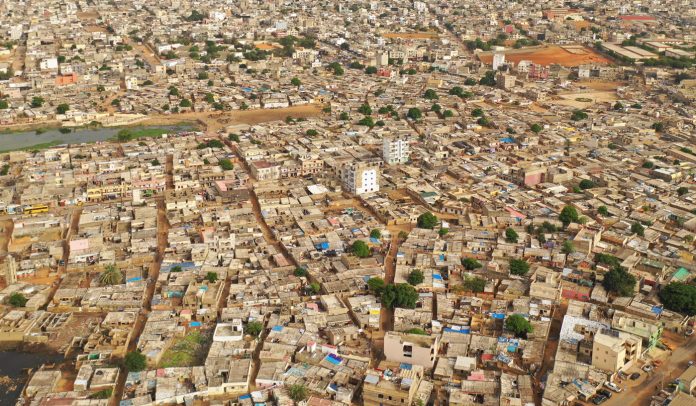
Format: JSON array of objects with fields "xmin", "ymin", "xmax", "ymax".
[
  {"xmin": 492, "ymin": 52, "xmax": 506, "ymax": 70},
  {"xmin": 341, "ymin": 162, "xmax": 379, "ymax": 195},
  {"xmin": 383, "ymin": 136, "xmax": 410, "ymax": 165}
]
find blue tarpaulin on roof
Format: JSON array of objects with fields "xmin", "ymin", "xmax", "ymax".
[
  {"xmin": 272, "ymin": 325, "xmax": 283, "ymax": 332},
  {"xmin": 651, "ymin": 305, "xmax": 663, "ymax": 315},
  {"xmin": 127, "ymin": 277, "xmax": 142, "ymax": 282},
  {"xmin": 189, "ymin": 321, "xmax": 202, "ymax": 327},
  {"xmin": 316, "ymin": 242, "xmax": 330, "ymax": 250},
  {"xmin": 491, "ymin": 313, "xmax": 505, "ymax": 319},
  {"xmin": 326, "ymin": 354, "xmax": 342, "ymax": 365},
  {"xmin": 239, "ymin": 394, "xmax": 251, "ymax": 400},
  {"xmin": 433, "ymin": 273, "xmax": 443, "ymax": 280},
  {"xmin": 501, "ymin": 137, "xmax": 515, "ymax": 143},
  {"xmin": 370, "ymin": 237, "xmax": 380, "ymax": 244},
  {"xmin": 400, "ymin": 363, "xmax": 412, "ymax": 370},
  {"xmin": 444, "ymin": 327, "xmax": 470, "ymax": 334}
]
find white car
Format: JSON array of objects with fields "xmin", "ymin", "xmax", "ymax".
[{"xmin": 604, "ymin": 381, "xmax": 622, "ymax": 393}]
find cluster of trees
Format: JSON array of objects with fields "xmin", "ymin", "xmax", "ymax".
[
  {"xmin": 479, "ymin": 71, "xmax": 496, "ymax": 87},
  {"xmin": 559, "ymin": 205, "xmax": 584, "ymax": 228},
  {"xmin": 219, "ymin": 159, "xmax": 233, "ymax": 171},
  {"xmin": 449, "ymin": 86, "xmax": 473, "ymax": 99},
  {"xmin": 327, "ymin": 62, "xmax": 344, "ymax": 76},
  {"xmin": 659, "ymin": 282, "xmax": 696, "ymax": 316},
  {"xmin": 407, "ymin": 270, "xmax": 424, "ymax": 286},
  {"xmin": 197, "ymin": 139, "xmax": 224, "ymax": 149},
  {"xmin": 367, "ymin": 277, "xmax": 419, "ymax": 309},
  {"xmin": 571, "ymin": 110, "xmax": 588, "ymax": 121},
  {"xmin": 602, "ymin": 266, "xmax": 636, "ymax": 296},
  {"xmin": 505, "ymin": 228, "xmax": 519, "ymax": 243},
  {"xmin": 99, "ymin": 264, "xmax": 123, "ymax": 286},
  {"xmin": 509, "ymin": 258, "xmax": 530, "ymax": 276}
]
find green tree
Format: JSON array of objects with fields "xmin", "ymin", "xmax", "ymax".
[
  {"xmin": 205, "ymin": 272, "xmax": 218, "ymax": 283},
  {"xmin": 462, "ymin": 258, "xmax": 482, "ymax": 270},
  {"xmin": 505, "ymin": 228, "xmax": 518, "ymax": 243},
  {"xmin": 562, "ymin": 240, "xmax": 575, "ymax": 255},
  {"xmin": 246, "ymin": 320, "xmax": 264, "ymax": 337},
  {"xmin": 406, "ymin": 107, "xmax": 422, "ymax": 120},
  {"xmin": 0, "ymin": 99, "xmax": 8, "ymax": 109},
  {"xmin": 407, "ymin": 270, "xmax": 424, "ymax": 286},
  {"xmin": 367, "ymin": 277, "xmax": 385, "ymax": 295},
  {"xmin": 509, "ymin": 258, "xmax": 530, "ymax": 276},
  {"xmin": 443, "ymin": 110, "xmax": 454, "ymax": 118},
  {"xmin": 431, "ymin": 103, "xmax": 441, "ymax": 112},
  {"xmin": 597, "ymin": 206, "xmax": 609, "ymax": 216},
  {"xmin": 479, "ymin": 71, "xmax": 496, "ymax": 86},
  {"xmin": 651, "ymin": 122, "xmax": 664, "ymax": 132},
  {"xmin": 381, "ymin": 283, "xmax": 418, "ymax": 309},
  {"xmin": 179, "ymin": 99, "xmax": 192, "ymax": 108},
  {"xmin": 417, "ymin": 212, "xmax": 438, "ymax": 229},
  {"xmin": 306, "ymin": 129, "xmax": 318, "ymax": 136},
  {"xmin": 571, "ymin": 110, "xmax": 588, "ymax": 121},
  {"xmin": 449, "ymin": 86, "xmax": 464, "ymax": 96},
  {"xmin": 358, "ymin": 103, "xmax": 372, "ymax": 115},
  {"xmin": 309, "ymin": 282, "xmax": 321, "ymax": 294},
  {"xmin": 339, "ymin": 112, "xmax": 350, "ymax": 121},
  {"xmin": 365, "ymin": 66, "xmax": 378, "ymax": 74},
  {"xmin": 56, "ymin": 103, "xmax": 70, "ymax": 114},
  {"xmin": 461, "ymin": 276, "xmax": 486, "ymax": 293},
  {"xmin": 423, "ymin": 89, "xmax": 439, "ymax": 100},
  {"xmin": 228, "ymin": 133, "xmax": 240, "ymax": 142},
  {"xmin": 559, "ymin": 205, "xmax": 579, "ymax": 227},
  {"xmin": 351, "ymin": 240, "xmax": 371, "ymax": 258},
  {"xmin": 530, "ymin": 123, "xmax": 543, "ymax": 133},
  {"xmin": 31, "ymin": 96, "xmax": 45, "ymax": 108},
  {"xmin": 288, "ymin": 384, "xmax": 308, "ymax": 402},
  {"xmin": 124, "ymin": 351, "xmax": 147, "ymax": 372},
  {"xmin": 579, "ymin": 179, "xmax": 595, "ymax": 189},
  {"xmin": 9, "ymin": 292, "xmax": 28, "ymax": 307},
  {"xmin": 405, "ymin": 328, "xmax": 428, "ymax": 335},
  {"xmin": 99, "ymin": 264, "xmax": 122, "ymax": 286},
  {"xmin": 505, "ymin": 314, "xmax": 533, "ymax": 338},
  {"xmin": 471, "ymin": 108, "xmax": 485, "ymax": 117},
  {"xmin": 659, "ymin": 282, "xmax": 696, "ymax": 316},
  {"xmin": 219, "ymin": 159, "xmax": 234, "ymax": 170},
  {"xmin": 677, "ymin": 187, "xmax": 689, "ymax": 196},
  {"xmin": 290, "ymin": 77, "xmax": 302, "ymax": 87},
  {"xmin": 294, "ymin": 267, "xmax": 308, "ymax": 277},
  {"xmin": 602, "ymin": 267, "xmax": 636, "ymax": 296},
  {"xmin": 370, "ymin": 229, "xmax": 381, "ymax": 239},
  {"xmin": 631, "ymin": 222, "xmax": 645, "ymax": 237},
  {"xmin": 438, "ymin": 228, "xmax": 449, "ymax": 236}
]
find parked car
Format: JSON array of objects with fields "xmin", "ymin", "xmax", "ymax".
[
  {"xmin": 642, "ymin": 364, "xmax": 654, "ymax": 372},
  {"xmin": 604, "ymin": 381, "xmax": 623, "ymax": 393},
  {"xmin": 630, "ymin": 372, "xmax": 641, "ymax": 380},
  {"xmin": 598, "ymin": 389, "xmax": 613, "ymax": 398},
  {"xmin": 592, "ymin": 395, "xmax": 608, "ymax": 405}
]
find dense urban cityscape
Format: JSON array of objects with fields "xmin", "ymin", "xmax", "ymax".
[{"xmin": 0, "ymin": 0, "xmax": 696, "ymax": 405}]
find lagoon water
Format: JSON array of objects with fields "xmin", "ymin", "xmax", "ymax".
[{"xmin": 0, "ymin": 125, "xmax": 193, "ymax": 152}]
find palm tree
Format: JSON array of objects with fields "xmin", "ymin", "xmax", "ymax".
[{"xmin": 99, "ymin": 264, "xmax": 123, "ymax": 286}]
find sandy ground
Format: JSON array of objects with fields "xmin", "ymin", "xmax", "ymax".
[
  {"xmin": 383, "ymin": 32, "xmax": 439, "ymax": 40},
  {"xmin": 254, "ymin": 42, "xmax": 281, "ymax": 51},
  {"xmin": 478, "ymin": 45, "xmax": 609, "ymax": 67},
  {"xmin": 140, "ymin": 103, "xmax": 325, "ymax": 133},
  {"xmin": 554, "ymin": 90, "xmax": 618, "ymax": 108}
]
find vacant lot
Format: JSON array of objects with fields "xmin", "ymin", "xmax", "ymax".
[
  {"xmin": 159, "ymin": 330, "xmax": 211, "ymax": 368},
  {"xmin": 141, "ymin": 103, "xmax": 324, "ymax": 132},
  {"xmin": 478, "ymin": 45, "xmax": 610, "ymax": 67},
  {"xmin": 554, "ymin": 90, "xmax": 618, "ymax": 108}
]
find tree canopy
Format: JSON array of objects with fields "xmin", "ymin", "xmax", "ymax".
[
  {"xmin": 99, "ymin": 264, "xmax": 122, "ymax": 286},
  {"xmin": 246, "ymin": 320, "xmax": 264, "ymax": 337},
  {"xmin": 505, "ymin": 314, "xmax": 533, "ymax": 338},
  {"xmin": 351, "ymin": 240, "xmax": 371, "ymax": 258},
  {"xmin": 9, "ymin": 292, "xmax": 27, "ymax": 307},
  {"xmin": 559, "ymin": 205, "xmax": 580, "ymax": 227},
  {"xmin": 602, "ymin": 267, "xmax": 636, "ymax": 296},
  {"xmin": 407, "ymin": 270, "xmax": 424, "ymax": 286},
  {"xmin": 462, "ymin": 258, "xmax": 482, "ymax": 270},
  {"xmin": 505, "ymin": 228, "xmax": 519, "ymax": 243},
  {"xmin": 659, "ymin": 282, "xmax": 696, "ymax": 316},
  {"xmin": 124, "ymin": 351, "xmax": 147, "ymax": 372},
  {"xmin": 461, "ymin": 276, "xmax": 486, "ymax": 293},
  {"xmin": 381, "ymin": 283, "xmax": 418, "ymax": 309},
  {"xmin": 417, "ymin": 212, "xmax": 439, "ymax": 229},
  {"xmin": 509, "ymin": 258, "xmax": 530, "ymax": 276}
]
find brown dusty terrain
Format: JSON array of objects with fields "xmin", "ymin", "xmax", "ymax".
[
  {"xmin": 140, "ymin": 103, "xmax": 325, "ymax": 132},
  {"xmin": 478, "ymin": 45, "xmax": 609, "ymax": 67},
  {"xmin": 254, "ymin": 42, "xmax": 282, "ymax": 51}
]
